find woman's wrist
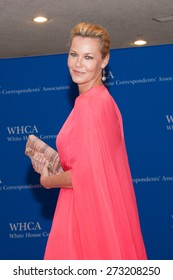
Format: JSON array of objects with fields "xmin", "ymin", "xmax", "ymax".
[
  {"xmin": 40, "ymin": 175, "xmax": 50, "ymax": 189},
  {"xmin": 40, "ymin": 170, "xmax": 72, "ymax": 189}
]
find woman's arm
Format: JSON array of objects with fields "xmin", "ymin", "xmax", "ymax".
[
  {"xmin": 40, "ymin": 166, "xmax": 72, "ymax": 189},
  {"xmin": 31, "ymin": 152, "xmax": 72, "ymax": 189}
]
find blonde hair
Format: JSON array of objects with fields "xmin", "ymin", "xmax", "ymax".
[{"xmin": 70, "ymin": 22, "xmax": 110, "ymax": 58}]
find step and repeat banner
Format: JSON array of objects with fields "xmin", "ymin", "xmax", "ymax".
[{"xmin": 0, "ymin": 45, "xmax": 173, "ymax": 260}]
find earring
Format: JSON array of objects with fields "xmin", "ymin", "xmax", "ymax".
[{"xmin": 102, "ymin": 68, "xmax": 106, "ymax": 82}]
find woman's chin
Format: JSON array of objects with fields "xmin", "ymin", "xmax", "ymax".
[{"xmin": 71, "ymin": 76, "xmax": 85, "ymax": 84}]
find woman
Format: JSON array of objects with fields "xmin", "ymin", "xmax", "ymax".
[{"xmin": 32, "ymin": 22, "xmax": 147, "ymax": 260}]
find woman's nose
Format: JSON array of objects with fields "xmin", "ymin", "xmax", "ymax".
[{"xmin": 75, "ymin": 57, "xmax": 83, "ymax": 67}]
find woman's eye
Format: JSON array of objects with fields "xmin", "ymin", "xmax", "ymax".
[
  {"xmin": 85, "ymin": 56, "xmax": 93, "ymax": 60},
  {"xmin": 70, "ymin": 52, "xmax": 77, "ymax": 57}
]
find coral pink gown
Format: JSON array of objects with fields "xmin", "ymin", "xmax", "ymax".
[{"xmin": 44, "ymin": 85, "xmax": 147, "ymax": 260}]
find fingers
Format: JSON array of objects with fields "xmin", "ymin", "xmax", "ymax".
[
  {"xmin": 40, "ymin": 160, "xmax": 51, "ymax": 188},
  {"xmin": 42, "ymin": 160, "xmax": 50, "ymax": 177},
  {"xmin": 31, "ymin": 152, "xmax": 46, "ymax": 174},
  {"xmin": 33, "ymin": 152, "xmax": 46, "ymax": 165}
]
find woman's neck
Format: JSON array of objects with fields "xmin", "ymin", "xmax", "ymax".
[{"xmin": 78, "ymin": 78, "xmax": 103, "ymax": 95}]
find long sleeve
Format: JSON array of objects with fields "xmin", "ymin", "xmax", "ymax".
[{"xmin": 70, "ymin": 85, "xmax": 147, "ymax": 259}]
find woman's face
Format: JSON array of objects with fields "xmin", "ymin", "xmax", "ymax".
[{"xmin": 68, "ymin": 36, "xmax": 108, "ymax": 91}]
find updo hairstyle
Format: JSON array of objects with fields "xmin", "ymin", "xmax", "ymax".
[{"xmin": 70, "ymin": 22, "xmax": 110, "ymax": 58}]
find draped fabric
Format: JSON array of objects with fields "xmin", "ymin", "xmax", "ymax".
[{"xmin": 44, "ymin": 85, "xmax": 147, "ymax": 260}]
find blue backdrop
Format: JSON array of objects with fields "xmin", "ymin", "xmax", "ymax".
[{"xmin": 0, "ymin": 45, "xmax": 173, "ymax": 260}]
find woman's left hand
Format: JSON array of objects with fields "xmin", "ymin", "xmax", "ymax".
[
  {"xmin": 40, "ymin": 160, "xmax": 50, "ymax": 181},
  {"xmin": 31, "ymin": 152, "xmax": 46, "ymax": 174}
]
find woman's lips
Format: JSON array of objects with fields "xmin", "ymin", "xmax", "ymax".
[{"xmin": 73, "ymin": 69, "xmax": 85, "ymax": 76}]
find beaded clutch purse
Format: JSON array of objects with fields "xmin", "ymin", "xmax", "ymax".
[{"xmin": 25, "ymin": 134, "xmax": 62, "ymax": 174}]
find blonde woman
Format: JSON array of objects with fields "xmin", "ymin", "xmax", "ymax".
[{"xmin": 32, "ymin": 22, "xmax": 147, "ymax": 260}]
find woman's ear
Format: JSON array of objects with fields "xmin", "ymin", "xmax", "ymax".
[{"xmin": 101, "ymin": 53, "xmax": 110, "ymax": 69}]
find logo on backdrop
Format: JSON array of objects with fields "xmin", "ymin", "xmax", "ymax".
[
  {"xmin": 104, "ymin": 70, "xmax": 115, "ymax": 87},
  {"xmin": 8, "ymin": 221, "xmax": 49, "ymax": 239},
  {"xmin": 108, "ymin": 75, "xmax": 173, "ymax": 87},
  {"xmin": 6, "ymin": 124, "xmax": 57, "ymax": 142},
  {"xmin": 0, "ymin": 183, "xmax": 41, "ymax": 191},
  {"xmin": 165, "ymin": 115, "xmax": 173, "ymax": 131},
  {"xmin": 133, "ymin": 175, "xmax": 173, "ymax": 185},
  {"xmin": 7, "ymin": 125, "xmax": 38, "ymax": 142},
  {"xmin": 0, "ymin": 85, "xmax": 70, "ymax": 96},
  {"xmin": 171, "ymin": 215, "xmax": 173, "ymax": 230}
]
